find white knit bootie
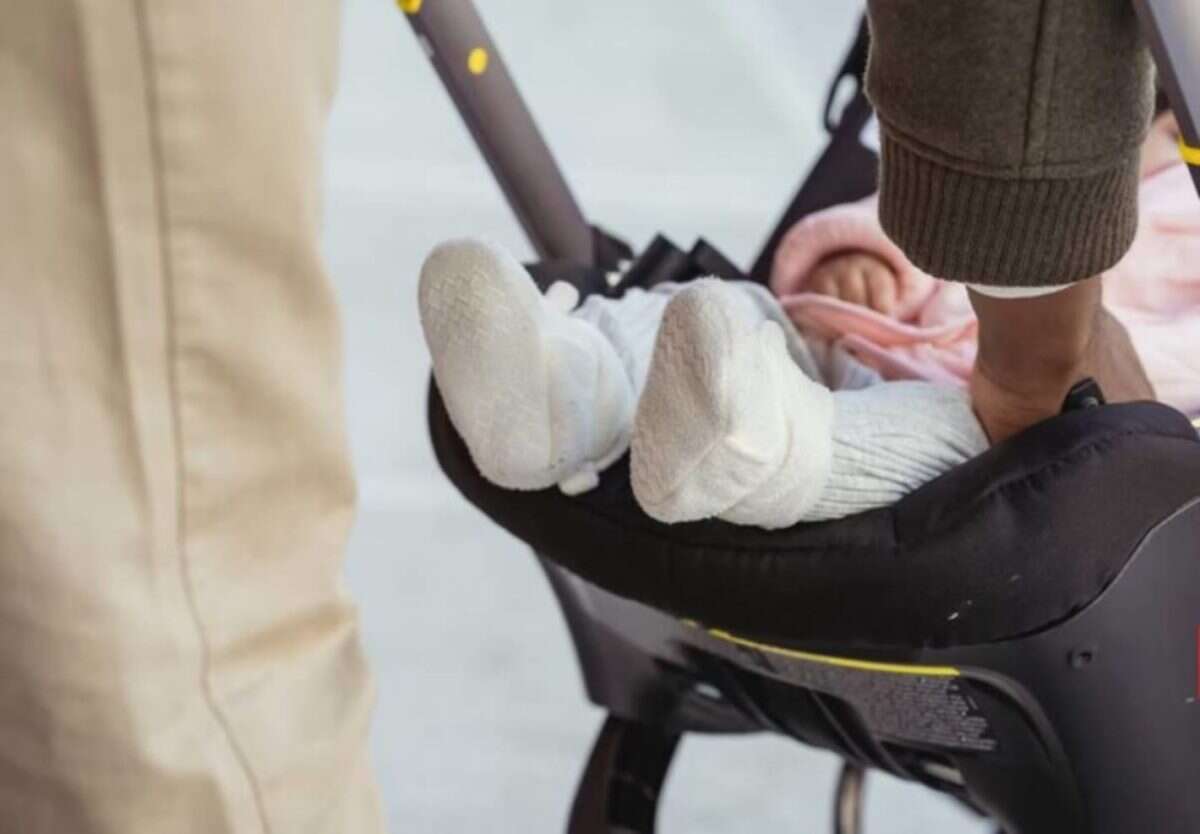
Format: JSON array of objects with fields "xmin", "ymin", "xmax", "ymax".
[
  {"xmin": 631, "ymin": 279, "xmax": 988, "ymax": 528},
  {"xmin": 630, "ymin": 279, "xmax": 836, "ymax": 528},
  {"xmin": 419, "ymin": 239, "xmax": 634, "ymax": 494}
]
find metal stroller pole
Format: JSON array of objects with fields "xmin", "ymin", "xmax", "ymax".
[
  {"xmin": 1133, "ymin": 0, "xmax": 1200, "ymax": 194},
  {"xmin": 566, "ymin": 716, "xmax": 679, "ymax": 834},
  {"xmin": 832, "ymin": 763, "xmax": 865, "ymax": 834},
  {"xmin": 398, "ymin": 0, "xmax": 594, "ymax": 264}
]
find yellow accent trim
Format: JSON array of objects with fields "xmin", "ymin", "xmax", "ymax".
[
  {"xmin": 467, "ymin": 47, "xmax": 489, "ymax": 75},
  {"xmin": 706, "ymin": 628, "xmax": 961, "ymax": 677},
  {"xmin": 1181, "ymin": 139, "xmax": 1200, "ymax": 167},
  {"xmin": 397, "ymin": 0, "xmax": 422, "ymax": 13}
]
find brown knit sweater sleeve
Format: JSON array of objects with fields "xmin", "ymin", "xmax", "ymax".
[{"xmin": 864, "ymin": 0, "xmax": 1155, "ymax": 288}]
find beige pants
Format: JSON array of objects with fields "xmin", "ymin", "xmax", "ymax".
[{"xmin": 0, "ymin": 1, "xmax": 384, "ymax": 831}]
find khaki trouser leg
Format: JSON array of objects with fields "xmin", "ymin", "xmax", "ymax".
[{"xmin": 0, "ymin": 1, "xmax": 384, "ymax": 831}]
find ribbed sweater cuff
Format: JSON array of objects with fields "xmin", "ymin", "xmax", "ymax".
[{"xmin": 878, "ymin": 132, "xmax": 1141, "ymax": 288}]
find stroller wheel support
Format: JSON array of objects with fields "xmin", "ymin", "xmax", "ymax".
[
  {"xmin": 833, "ymin": 764, "xmax": 865, "ymax": 834},
  {"xmin": 567, "ymin": 717, "xmax": 870, "ymax": 834},
  {"xmin": 567, "ymin": 716, "xmax": 680, "ymax": 834}
]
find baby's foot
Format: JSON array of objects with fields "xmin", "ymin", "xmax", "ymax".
[
  {"xmin": 630, "ymin": 278, "xmax": 835, "ymax": 528},
  {"xmin": 419, "ymin": 239, "xmax": 633, "ymax": 493}
]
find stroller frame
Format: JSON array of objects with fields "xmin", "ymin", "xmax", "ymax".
[
  {"xmin": 402, "ymin": 3, "xmax": 1200, "ymax": 832},
  {"xmin": 401, "ymin": 0, "xmax": 1200, "ymax": 267}
]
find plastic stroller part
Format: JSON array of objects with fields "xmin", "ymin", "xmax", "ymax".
[
  {"xmin": 1134, "ymin": 0, "xmax": 1200, "ymax": 194},
  {"xmin": 620, "ymin": 236, "xmax": 694, "ymax": 291},
  {"xmin": 508, "ymin": 489, "xmax": 1200, "ymax": 834},
  {"xmin": 566, "ymin": 716, "xmax": 680, "ymax": 834},
  {"xmin": 686, "ymin": 240, "xmax": 746, "ymax": 284}
]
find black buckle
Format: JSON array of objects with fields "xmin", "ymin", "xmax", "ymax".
[{"xmin": 1061, "ymin": 378, "xmax": 1106, "ymax": 412}]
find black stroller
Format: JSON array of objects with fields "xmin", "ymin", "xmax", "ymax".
[{"xmin": 404, "ymin": 3, "xmax": 1200, "ymax": 831}]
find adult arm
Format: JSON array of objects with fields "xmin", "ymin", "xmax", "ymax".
[{"xmin": 865, "ymin": 0, "xmax": 1157, "ymax": 439}]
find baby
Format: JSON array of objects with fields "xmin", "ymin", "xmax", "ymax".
[
  {"xmin": 419, "ymin": 112, "xmax": 1192, "ymax": 531},
  {"xmin": 419, "ymin": 242, "xmax": 986, "ymax": 530}
]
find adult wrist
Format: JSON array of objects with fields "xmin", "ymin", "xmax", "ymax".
[{"xmin": 969, "ymin": 280, "xmax": 1103, "ymax": 399}]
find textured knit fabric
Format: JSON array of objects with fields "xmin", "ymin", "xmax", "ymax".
[
  {"xmin": 630, "ymin": 280, "xmax": 987, "ymax": 529},
  {"xmin": 866, "ymin": 0, "xmax": 1156, "ymax": 287},
  {"xmin": 419, "ymin": 240, "xmax": 636, "ymax": 495},
  {"xmin": 771, "ymin": 160, "xmax": 1200, "ymax": 418},
  {"xmin": 0, "ymin": 2, "xmax": 383, "ymax": 832},
  {"xmin": 806, "ymin": 384, "xmax": 989, "ymax": 521}
]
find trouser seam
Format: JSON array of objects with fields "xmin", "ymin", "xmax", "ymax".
[{"xmin": 129, "ymin": 3, "xmax": 273, "ymax": 831}]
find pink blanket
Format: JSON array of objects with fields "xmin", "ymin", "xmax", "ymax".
[{"xmin": 770, "ymin": 161, "xmax": 1200, "ymax": 417}]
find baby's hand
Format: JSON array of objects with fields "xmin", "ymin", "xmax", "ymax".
[{"xmin": 806, "ymin": 252, "xmax": 900, "ymax": 315}]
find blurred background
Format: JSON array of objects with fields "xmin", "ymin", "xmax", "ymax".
[{"xmin": 323, "ymin": 1, "xmax": 991, "ymax": 830}]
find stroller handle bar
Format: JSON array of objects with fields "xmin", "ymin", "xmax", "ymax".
[
  {"xmin": 400, "ymin": 0, "xmax": 1200, "ymax": 264},
  {"xmin": 399, "ymin": 0, "xmax": 594, "ymax": 264}
]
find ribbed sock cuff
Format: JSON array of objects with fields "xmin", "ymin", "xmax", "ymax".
[
  {"xmin": 804, "ymin": 384, "xmax": 988, "ymax": 523},
  {"xmin": 878, "ymin": 132, "xmax": 1141, "ymax": 288}
]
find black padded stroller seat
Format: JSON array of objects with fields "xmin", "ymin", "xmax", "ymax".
[{"xmin": 430, "ymin": 385, "xmax": 1200, "ymax": 650}]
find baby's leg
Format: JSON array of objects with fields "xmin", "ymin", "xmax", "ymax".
[
  {"xmin": 572, "ymin": 286, "xmax": 672, "ymax": 396},
  {"xmin": 575, "ymin": 280, "xmax": 833, "ymax": 394},
  {"xmin": 419, "ymin": 239, "xmax": 635, "ymax": 494},
  {"xmin": 803, "ymin": 383, "xmax": 988, "ymax": 521},
  {"xmin": 631, "ymin": 279, "xmax": 987, "ymax": 529}
]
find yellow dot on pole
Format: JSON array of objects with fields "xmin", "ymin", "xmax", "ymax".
[
  {"xmin": 467, "ymin": 47, "xmax": 489, "ymax": 75},
  {"xmin": 1182, "ymin": 139, "xmax": 1200, "ymax": 166},
  {"xmin": 397, "ymin": 0, "xmax": 422, "ymax": 14}
]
